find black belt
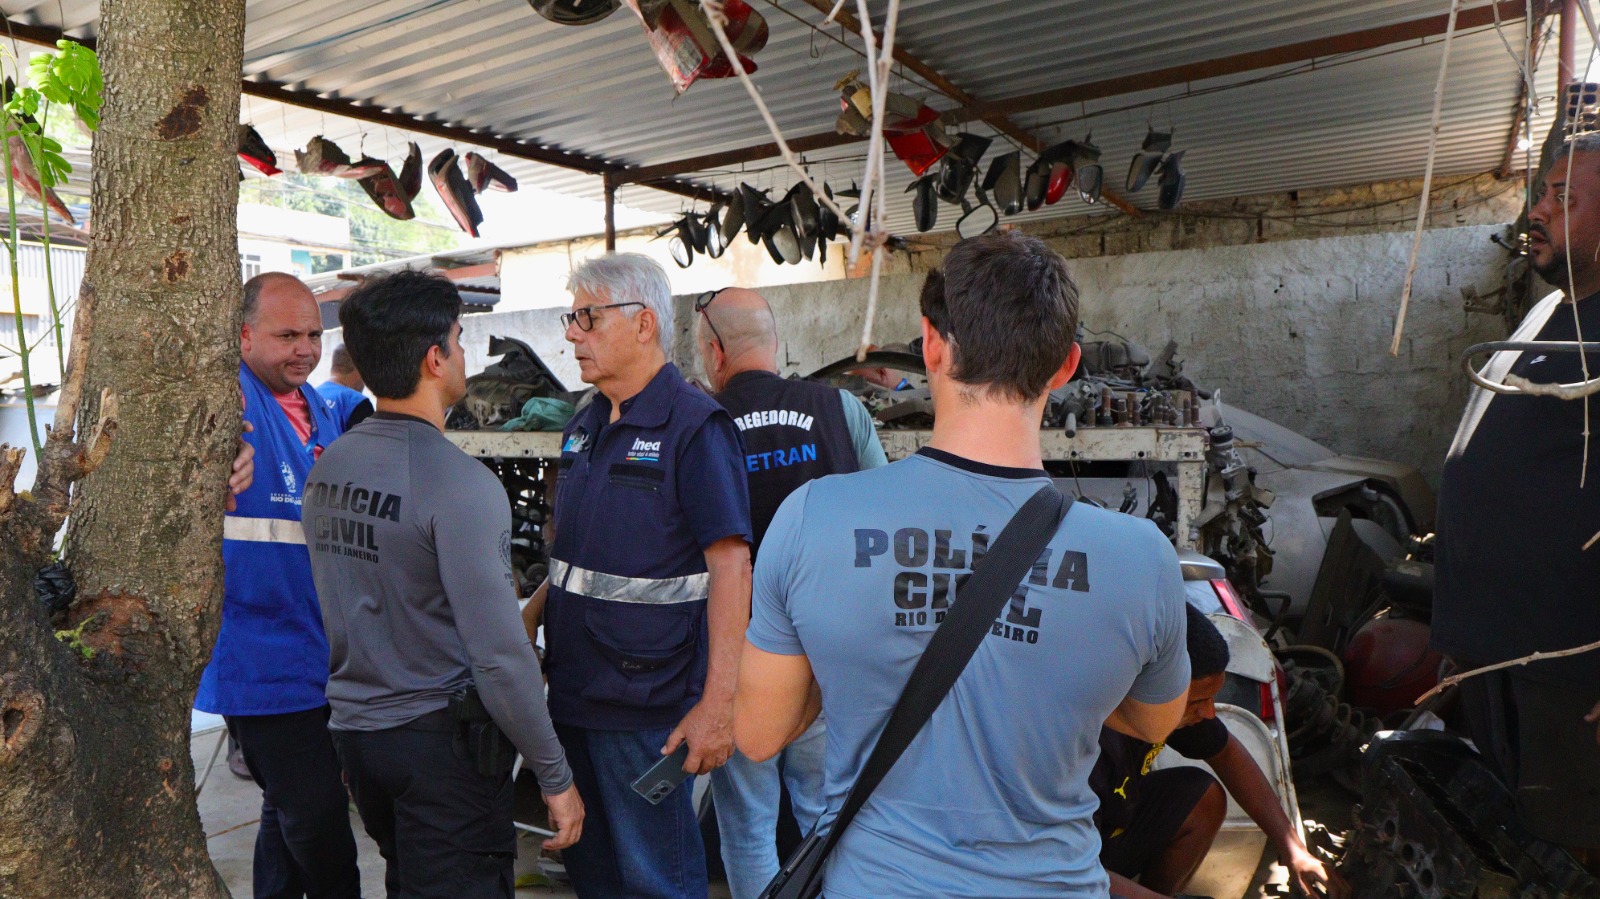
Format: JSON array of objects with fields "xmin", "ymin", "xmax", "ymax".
[{"xmin": 396, "ymin": 707, "xmax": 454, "ymax": 733}]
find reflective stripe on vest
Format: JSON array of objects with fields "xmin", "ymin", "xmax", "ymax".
[
  {"xmin": 224, "ymin": 516, "xmax": 306, "ymax": 545},
  {"xmin": 550, "ymin": 558, "xmax": 708, "ymax": 605}
]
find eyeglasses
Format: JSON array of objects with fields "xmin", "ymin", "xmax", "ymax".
[
  {"xmin": 694, "ymin": 289, "xmax": 728, "ymax": 348},
  {"xmin": 561, "ymin": 301, "xmax": 643, "ymax": 332}
]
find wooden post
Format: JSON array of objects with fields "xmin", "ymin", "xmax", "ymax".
[
  {"xmin": 603, "ymin": 173, "xmax": 617, "ymax": 253},
  {"xmin": 1559, "ymin": 0, "xmax": 1577, "ymax": 92}
]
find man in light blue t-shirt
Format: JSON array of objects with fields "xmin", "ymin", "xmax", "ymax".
[{"xmin": 735, "ymin": 232, "xmax": 1192, "ymax": 898}]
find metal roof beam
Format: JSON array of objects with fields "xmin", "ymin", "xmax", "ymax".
[
  {"xmin": 789, "ymin": 0, "xmax": 1139, "ymax": 217},
  {"xmin": 0, "ymin": 16, "xmax": 727, "ymax": 206},
  {"xmin": 616, "ymin": 0, "xmax": 1549, "ymax": 191}
]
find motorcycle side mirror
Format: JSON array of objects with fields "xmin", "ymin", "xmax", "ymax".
[
  {"xmin": 669, "ymin": 234, "xmax": 693, "ymax": 268},
  {"xmin": 955, "ymin": 201, "xmax": 997, "ymax": 239}
]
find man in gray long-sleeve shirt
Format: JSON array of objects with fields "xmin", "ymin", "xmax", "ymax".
[{"xmin": 304, "ymin": 269, "xmax": 583, "ymax": 898}]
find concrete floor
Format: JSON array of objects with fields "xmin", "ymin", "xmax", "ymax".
[
  {"xmin": 191, "ymin": 725, "xmax": 733, "ymax": 898},
  {"xmin": 192, "ymin": 724, "xmax": 1343, "ymax": 899},
  {"xmin": 193, "ymin": 725, "xmax": 585, "ymax": 897}
]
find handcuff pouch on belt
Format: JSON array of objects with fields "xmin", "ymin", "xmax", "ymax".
[{"xmin": 449, "ymin": 685, "xmax": 516, "ymax": 777}]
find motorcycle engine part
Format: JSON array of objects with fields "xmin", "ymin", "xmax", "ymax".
[{"xmin": 1343, "ymin": 615, "xmax": 1442, "ymax": 716}]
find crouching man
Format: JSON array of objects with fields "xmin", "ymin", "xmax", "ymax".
[
  {"xmin": 303, "ymin": 270, "xmax": 583, "ymax": 897},
  {"xmin": 1094, "ymin": 605, "xmax": 1347, "ymax": 899}
]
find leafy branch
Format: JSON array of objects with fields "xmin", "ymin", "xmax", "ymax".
[{"xmin": 0, "ymin": 40, "xmax": 101, "ymax": 460}]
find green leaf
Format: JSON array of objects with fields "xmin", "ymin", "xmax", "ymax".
[{"xmin": 25, "ymin": 42, "xmax": 102, "ymax": 134}]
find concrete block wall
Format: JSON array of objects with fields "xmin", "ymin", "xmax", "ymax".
[{"xmin": 699, "ymin": 223, "xmax": 1516, "ymax": 486}]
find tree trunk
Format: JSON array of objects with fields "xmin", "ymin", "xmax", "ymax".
[{"xmin": 0, "ymin": 1, "xmax": 246, "ymax": 896}]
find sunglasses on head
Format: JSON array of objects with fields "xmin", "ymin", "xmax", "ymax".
[{"xmin": 694, "ymin": 288, "xmax": 730, "ymax": 347}]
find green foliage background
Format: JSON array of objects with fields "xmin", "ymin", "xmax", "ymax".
[{"xmin": 239, "ymin": 170, "xmax": 462, "ymax": 266}]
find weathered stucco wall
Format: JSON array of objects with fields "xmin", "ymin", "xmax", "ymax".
[{"xmin": 728, "ymin": 223, "xmax": 1515, "ymax": 486}]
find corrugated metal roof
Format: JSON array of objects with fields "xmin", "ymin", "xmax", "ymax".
[{"xmin": 7, "ymin": 0, "xmax": 1586, "ymax": 238}]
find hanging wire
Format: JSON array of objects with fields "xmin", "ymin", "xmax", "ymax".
[{"xmin": 1390, "ymin": 0, "xmax": 1462, "ymax": 357}]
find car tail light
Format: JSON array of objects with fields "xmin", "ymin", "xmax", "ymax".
[
  {"xmin": 1209, "ymin": 577, "xmax": 1249, "ymax": 620},
  {"xmin": 1210, "ymin": 577, "xmax": 1278, "ymax": 722}
]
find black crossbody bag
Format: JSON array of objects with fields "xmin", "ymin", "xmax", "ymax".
[{"xmin": 757, "ymin": 484, "xmax": 1070, "ymax": 899}]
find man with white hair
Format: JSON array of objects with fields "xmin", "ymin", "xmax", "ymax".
[{"xmin": 523, "ymin": 253, "xmax": 752, "ymax": 898}]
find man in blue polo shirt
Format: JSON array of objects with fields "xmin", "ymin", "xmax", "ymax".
[
  {"xmin": 736, "ymin": 232, "xmax": 1190, "ymax": 898},
  {"xmin": 196, "ymin": 272, "xmax": 360, "ymax": 899},
  {"xmin": 317, "ymin": 344, "xmax": 373, "ymax": 430},
  {"xmin": 523, "ymin": 253, "xmax": 752, "ymax": 899}
]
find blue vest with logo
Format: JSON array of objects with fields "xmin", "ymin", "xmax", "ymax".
[
  {"xmin": 317, "ymin": 380, "xmax": 369, "ymax": 429},
  {"xmin": 195, "ymin": 364, "xmax": 343, "ymax": 716},
  {"xmin": 545, "ymin": 363, "xmax": 751, "ymax": 731}
]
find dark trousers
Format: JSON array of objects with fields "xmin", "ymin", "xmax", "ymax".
[
  {"xmin": 1458, "ymin": 667, "xmax": 1600, "ymax": 847},
  {"xmin": 555, "ymin": 723, "xmax": 707, "ymax": 899},
  {"xmin": 226, "ymin": 706, "xmax": 361, "ymax": 899},
  {"xmin": 332, "ymin": 716, "xmax": 516, "ymax": 899}
]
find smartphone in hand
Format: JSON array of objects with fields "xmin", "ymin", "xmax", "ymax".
[{"xmin": 631, "ymin": 743, "xmax": 692, "ymax": 804}]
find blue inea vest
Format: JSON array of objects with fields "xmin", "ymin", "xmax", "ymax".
[
  {"xmin": 544, "ymin": 363, "xmax": 752, "ymax": 731},
  {"xmin": 195, "ymin": 363, "xmax": 343, "ymax": 716}
]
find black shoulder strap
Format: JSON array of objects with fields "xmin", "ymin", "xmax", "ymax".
[{"xmin": 817, "ymin": 483, "xmax": 1068, "ymax": 858}]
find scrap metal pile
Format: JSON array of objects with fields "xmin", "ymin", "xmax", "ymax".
[{"xmin": 809, "ymin": 333, "xmax": 1275, "ymax": 603}]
